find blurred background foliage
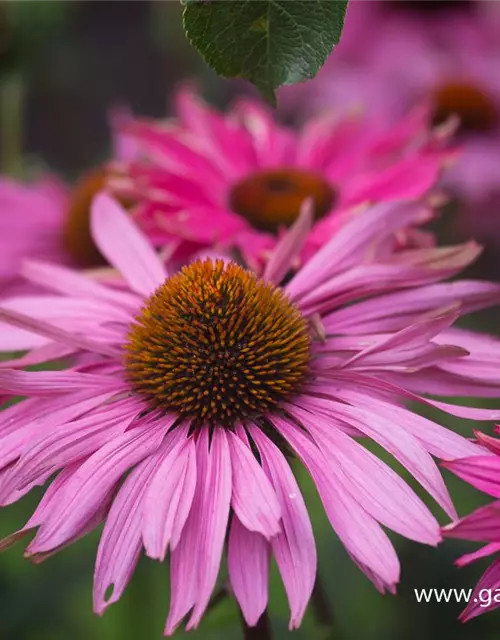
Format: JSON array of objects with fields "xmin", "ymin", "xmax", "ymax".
[{"xmin": 0, "ymin": 1, "xmax": 500, "ymax": 639}]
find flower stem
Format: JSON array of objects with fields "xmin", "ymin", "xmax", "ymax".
[
  {"xmin": 0, "ymin": 73, "xmax": 24, "ymax": 177},
  {"xmin": 241, "ymin": 610, "xmax": 272, "ymax": 640},
  {"xmin": 311, "ymin": 573, "xmax": 334, "ymax": 627},
  {"xmin": 206, "ymin": 584, "xmax": 228, "ymax": 613}
]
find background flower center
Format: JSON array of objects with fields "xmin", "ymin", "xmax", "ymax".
[
  {"xmin": 229, "ymin": 169, "xmax": 336, "ymax": 233},
  {"xmin": 125, "ymin": 259, "xmax": 311, "ymax": 427},
  {"xmin": 64, "ymin": 167, "xmax": 135, "ymax": 267},
  {"xmin": 432, "ymin": 81, "xmax": 498, "ymax": 133}
]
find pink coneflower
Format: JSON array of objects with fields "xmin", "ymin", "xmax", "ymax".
[
  {"xmin": 283, "ymin": 0, "xmax": 500, "ymax": 251},
  {"xmin": 110, "ymin": 87, "xmax": 452, "ymax": 271},
  {"xmin": 0, "ymin": 177, "xmax": 69, "ymax": 294},
  {"xmin": 0, "ymin": 168, "xmax": 135, "ymax": 295},
  {"xmin": 1, "ymin": 193, "xmax": 499, "ymax": 633},
  {"xmin": 443, "ymin": 433, "xmax": 500, "ymax": 621},
  {"xmin": 0, "ymin": 111, "xmax": 137, "ymax": 294}
]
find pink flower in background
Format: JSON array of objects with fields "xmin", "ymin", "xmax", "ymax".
[
  {"xmin": 443, "ymin": 431, "xmax": 500, "ymax": 621},
  {"xmin": 1, "ymin": 194, "xmax": 500, "ymax": 632},
  {"xmin": 0, "ymin": 110, "xmax": 138, "ymax": 294},
  {"xmin": 282, "ymin": 0, "xmax": 500, "ymax": 250},
  {"xmin": 111, "ymin": 87, "xmax": 452, "ymax": 271},
  {"xmin": 0, "ymin": 177, "xmax": 69, "ymax": 294},
  {"xmin": 0, "ymin": 168, "xmax": 128, "ymax": 295}
]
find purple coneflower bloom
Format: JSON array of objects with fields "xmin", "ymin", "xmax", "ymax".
[
  {"xmin": 109, "ymin": 87, "xmax": 453, "ymax": 271},
  {"xmin": 282, "ymin": 0, "xmax": 500, "ymax": 252},
  {"xmin": 443, "ymin": 432, "xmax": 500, "ymax": 621},
  {"xmin": 0, "ymin": 110, "xmax": 137, "ymax": 295},
  {"xmin": 0, "ymin": 177, "xmax": 69, "ymax": 295},
  {"xmin": 0, "ymin": 194, "xmax": 499, "ymax": 633}
]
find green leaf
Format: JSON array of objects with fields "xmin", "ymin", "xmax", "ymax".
[{"xmin": 182, "ymin": 0, "xmax": 349, "ymax": 104}]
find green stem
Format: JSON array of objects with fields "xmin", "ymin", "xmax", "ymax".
[
  {"xmin": 311, "ymin": 572, "xmax": 334, "ymax": 628},
  {"xmin": 0, "ymin": 73, "xmax": 24, "ymax": 177},
  {"xmin": 206, "ymin": 584, "xmax": 228, "ymax": 613},
  {"xmin": 241, "ymin": 610, "xmax": 272, "ymax": 640}
]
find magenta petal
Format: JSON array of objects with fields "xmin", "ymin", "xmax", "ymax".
[
  {"xmin": 186, "ymin": 429, "xmax": 232, "ymax": 629},
  {"xmin": 94, "ymin": 452, "xmax": 164, "ymax": 614},
  {"xmin": 443, "ymin": 501, "xmax": 500, "ymax": 543},
  {"xmin": 341, "ymin": 154, "xmax": 442, "ymax": 206},
  {"xmin": 293, "ymin": 407, "xmax": 440, "ymax": 545},
  {"xmin": 227, "ymin": 431, "xmax": 281, "ymax": 539},
  {"xmin": 460, "ymin": 558, "xmax": 500, "ymax": 621},
  {"xmin": 347, "ymin": 551, "xmax": 397, "ymax": 595},
  {"xmin": 0, "ymin": 369, "xmax": 123, "ymax": 396},
  {"xmin": 232, "ymin": 97, "xmax": 293, "ymax": 166},
  {"xmin": 0, "ymin": 342, "xmax": 74, "ymax": 370},
  {"xmin": 142, "ymin": 427, "xmax": 197, "ymax": 560},
  {"xmin": 319, "ymin": 372, "xmax": 487, "ymax": 459},
  {"xmin": 0, "ymin": 463, "xmax": 80, "ymax": 551},
  {"xmin": 272, "ymin": 416, "xmax": 399, "ymax": 589},
  {"xmin": 323, "ymin": 281, "xmax": 500, "ymax": 335},
  {"xmin": 301, "ymin": 391, "xmax": 456, "ymax": 517},
  {"xmin": 344, "ymin": 306, "xmax": 461, "ymax": 370},
  {"xmin": 28, "ymin": 417, "xmax": 173, "ymax": 554},
  {"xmin": 455, "ymin": 543, "xmax": 500, "ymax": 568},
  {"xmin": 474, "ymin": 431, "xmax": 500, "ymax": 456},
  {"xmin": 287, "ymin": 201, "xmax": 428, "ymax": 300},
  {"xmin": 0, "ymin": 398, "xmax": 139, "ymax": 502},
  {"xmin": 443, "ymin": 457, "xmax": 500, "ymax": 499},
  {"xmin": 263, "ymin": 200, "xmax": 313, "ymax": 284},
  {"xmin": 21, "ymin": 259, "xmax": 140, "ymax": 309},
  {"xmin": 252, "ymin": 429, "xmax": 317, "ymax": 628},
  {"xmin": 0, "ymin": 307, "xmax": 120, "ymax": 357},
  {"xmin": 165, "ymin": 429, "xmax": 232, "ymax": 635},
  {"xmin": 228, "ymin": 516, "xmax": 270, "ymax": 627},
  {"xmin": 31, "ymin": 489, "xmax": 113, "ymax": 564},
  {"xmin": 297, "ymin": 243, "xmax": 481, "ymax": 314},
  {"xmin": 0, "ymin": 391, "xmax": 121, "ymax": 479},
  {"xmin": 174, "ymin": 87, "xmax": 256, "ymax": 176},
  {"xmin": 91, "ymin": 193, "xmax": 166, "ymax": 296}
]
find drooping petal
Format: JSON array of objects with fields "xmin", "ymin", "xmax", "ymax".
[
  {"xmin": 297, "ymin": 243, "xmax": 482, "ymax": 314},
  {"xmin": 186, "ymin": 429, "xmax": 232, "ymax": 630},
  {"xmin": 300, "ymin": 390, "xmax": 456, "ymax": 517},
  {"xmin": 292, "ymin": 406, "xmax": 440, "ymax": 545},
  {"xmin": 93, "ymin": 455, "xmax": 158, "ymax": 614},
  {"xmin": 459, "ymin": 558, "xmax": 500, "ymax": 621},
  {"xmin": 0, "ymin": 463, "xmax": 81, "ymax": 551},
  {"xmin": 443, "ymin": 501, "xmax": 500, "ymax": 542},
  {"xmin": 27, "ymin": 417, "xmax": 174, "ymax": 554},
  {"xmin": 455, "ymin": 543, "xmax": 500, "ymax": 568},
  {"xmin": 0, "ymin": 398, "xmax": 139, "ymax": 503},
  {"xmin": 316, "ymin": 371, "xmax": 489, "ymax": 459},
  {"xmin": 0, "ymin": 342, "xmax": 74, "ymax": 370},
  {"xmin": 228, "ymin": 516, "xmax": 270, "ymax": 627},
  {"xmin": 142, "ymin": 426, "xmax": 197, "ymax": 560},
  {"xmin": 272, "ymin": 416, "xmax": 400, "ymax": 589},
  {"xmin": 322, "ymin": 280, "xmax": 500, "ymax": 335},
  {"xmin": 227, "ymin": 431, "xmax": 281, "ymax": 539},
  {"xmin": 165, "ymin": 429, "xmax": 232, "ymax": 635},
  {"xmin": 252, "ymin": 428, "xmax": 317, "ymax": 628},
  {"xmin": 443, "ymin": 457, "xmax": 500, "ymax": 499}
]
